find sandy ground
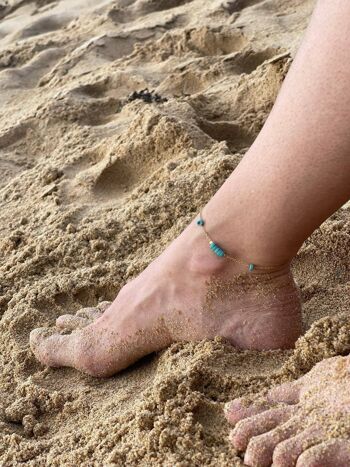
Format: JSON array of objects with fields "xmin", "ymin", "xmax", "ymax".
[{"xmin": 0, "ymin": 0, "xmax": 349, "ymax": 465}]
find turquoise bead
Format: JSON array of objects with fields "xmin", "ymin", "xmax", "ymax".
[
  {"xmin": 210, "ymin": 242, "xmax": 225, "ymax": 257},
  {"xmin": 249, "ymin": 263, "xmax": 255, "ymax": 272},
  {"xmin": 197, "ymin": 219, "xmax": 205, "ymax": 226}
]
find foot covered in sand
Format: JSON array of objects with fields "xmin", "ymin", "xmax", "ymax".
[
  {"xmin": 225, "ymin": 356, "xmax": 350, "ymax": 467},
  {"xmin": 30, "ymin": 222, "xmax": 302, "ymax": 377}
]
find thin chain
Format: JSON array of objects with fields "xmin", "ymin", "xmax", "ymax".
[{"xmin": 199, "ymin": 211, "xmax": 280, "ymax": 271}]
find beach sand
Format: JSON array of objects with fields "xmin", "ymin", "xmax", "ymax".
[{"xmin": 0, "ymin": 0, "xmax": 349, "ymax": 465}]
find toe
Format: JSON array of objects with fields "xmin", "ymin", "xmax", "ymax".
[
  {"xmin": 56, "ymin": 314, "xmax": 90, "ymax": 330},
  {"xmin": 30, "ymin": 327, "xmax": 81, "ymax": 368},
  {"xmin": 296, "ymin": 439, "xmax": 350, "ymax": 467},
  {"xmin": 225, "ymin": 397, "xmax": 272, "ymax": 425},
  {"xmin": 30, "ymin": 325, "xmax": 118, "ymax": 377},
  {"xmin": 267, "ymin": 381, "xmax": 302, "ymax": 405},
  {"xmin": 97, "ymin": 301, "xmax": 111, "ymax": 313},
  {"xmin": 226, "ymin": 381, "xmax": 301, "ymax": 427},
  {"xmin": 244, "ymin": 419, "xmax": 298, "ymax": 467},
  {"xmin": 76, "ymin": 307, "xmax": 103, "ymax": 321},
  {"xmin": 230, "ymin": 406, "xmax": 295, "ymax": 451},
  {"xmin": 272, "ymin": 428, "xmax": 322, "ymax": 467}
]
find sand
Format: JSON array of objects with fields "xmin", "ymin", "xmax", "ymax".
[{"xmin": 0, "ymin": 0, "xmax": 349, "ymax": 465}]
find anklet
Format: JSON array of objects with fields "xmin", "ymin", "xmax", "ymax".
[{"xmin": 196, "ymin": 212, "xmax": 278, "ymax": 272}]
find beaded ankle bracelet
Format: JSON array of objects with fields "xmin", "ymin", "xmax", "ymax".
[{"xmin": 196, "ymin": 211, "xmax": 277, "ymax": 272}]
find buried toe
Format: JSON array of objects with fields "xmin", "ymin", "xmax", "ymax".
[
  {"xmin": 96, "ymin": 301, "xmax": 111, "ymax": 313},
  {"xmin": 295, "ymin": 439, "xmax": 350, "ymax": 467},
  {"xmin": 244, "ymin": 418, "xmax": 299, "ymax": 467},
  {"xmin": 30, "ymin": 327, "xmax": 81, "ymax": 368},
  {"xmin": 272, "ymin": 427, "xmax": 322, "ymax": 467},
  {"xmin": 76, "ymin": 306, "xmax": 103, "ymax": 321},
  {"xmin": 225, "ymin": 397, "xmax": 272, "ymax": 425},
  {"xmin": 56, "ymin": 314, "xmax": 90, "ymax": 330},
  {"xmin": 267, "ymin": 380, "xmax": 302, "ymax": 405},
  {"xmin": 230, "ymin": 406, "xmax": 296, "ymax": 451},
  {"xmin": 225, "ymin": 380, "xmax": 301, "ymax": 427}
]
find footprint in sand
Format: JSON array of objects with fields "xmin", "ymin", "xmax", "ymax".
[
  {"xmin": 221, "ymin": 0, "xmax": 266, "ymax": 15},
  {"xmin": 0, "ymin": 48, "xmax": 65, "ymax": 90},
  {"xmin": 108, "ymin": 0, "xmax": 194, "ymax": 23}
]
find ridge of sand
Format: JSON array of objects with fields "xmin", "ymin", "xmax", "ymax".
[{"xmin": 0, "ymin": 0, "xmax": 349, "ymax": 465}]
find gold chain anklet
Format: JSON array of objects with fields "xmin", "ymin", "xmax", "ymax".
[{"xmin": 196, "ymin": 211, "xmax": 279, "ymax": 272}]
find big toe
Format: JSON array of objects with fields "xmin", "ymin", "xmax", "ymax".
[
  {"xmin": 30, "ymin": 327, "xmax": 79, "ymax": 368},
  {"xmin": 30, "ymin": 324, "xmax": 120, "ymax": 377}
]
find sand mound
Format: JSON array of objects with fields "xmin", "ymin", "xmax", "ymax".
[{"xmin": 1, "ymin": 0, "xmax": 349, "ymax": 465}]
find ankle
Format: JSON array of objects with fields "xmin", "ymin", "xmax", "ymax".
[
  {"xmin": 174, "ymin": 219, "xmax": 291, "ymax": 279},
  {"xmin": 171, "ymin": 221, "xmax": 232, "ymax": 277},
  {"xmin": 200, "ymin": 203, "xmax": 295, "ymax": 270}
]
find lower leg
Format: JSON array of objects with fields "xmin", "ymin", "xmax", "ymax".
[{"xmin": 203, "ymin": 0, "xmax": 350, "ymax": 268}]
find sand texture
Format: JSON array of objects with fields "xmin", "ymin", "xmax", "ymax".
[{"xmin": 0, "ymin": 0, "xmax": 349, "ymax": 465}]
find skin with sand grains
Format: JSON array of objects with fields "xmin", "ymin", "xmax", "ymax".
[
  {"xmin": 225, "ymin": 356, "xmax": 350, "ymax": 466},
  {"xmin": 30, "ymin": 229, "xmax": 303, "ymax": 377},
  {"xmin": 0, "ymin": 0, "xmax": 350, "ymax": 466}
]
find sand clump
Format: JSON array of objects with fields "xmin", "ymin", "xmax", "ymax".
[{"xmin": 0, "ymin": 0, "xmax": 349, "ymax": 465}]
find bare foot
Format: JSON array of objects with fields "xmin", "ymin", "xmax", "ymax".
[
  {"xmin": 225, "ymin": 356, "xmax": 350, "ymax": 467},
  {"xmin": 30, "ymin": 220, "xmax": 302, "ymax": 377}
]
